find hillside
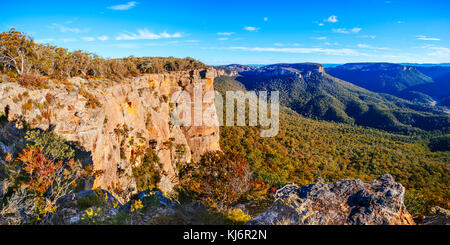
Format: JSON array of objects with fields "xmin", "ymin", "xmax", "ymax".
[
  {"xmin": 326, "ymin": 63, "xmax": 434, "ymax": 94},
  {"xmin": 218, "ymin": 63, "xmax": 450, "ymax": 133},
  {"xmin": 403, "ymin": 66, "xmax": 450, "ymax": 102},
  {"xmin": 214, "ymin": 76, "xmax": 449, "ymax": 217},
  {"xmin": 327, "ymin": 63, "xmax": 450, "ymax": 105}
]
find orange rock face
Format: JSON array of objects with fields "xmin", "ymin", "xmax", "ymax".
[{"xmin": 0, "ymin": 69, "xmax": 220, "ymax": 202}]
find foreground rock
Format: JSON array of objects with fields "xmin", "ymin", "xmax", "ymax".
[{"xmin": 248, "ymin": 174, "xmax": 415, "ymax": 225}]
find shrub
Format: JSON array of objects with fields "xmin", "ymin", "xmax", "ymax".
[
  {"xmin": 17, "ymin": 73, "xmax": 48, "ymax": 88},
  {"xmin": 132, "ymin": 148, "xmax": 162, "ymax": 192},
  {"xmin": 17, "ymin": 145, "xmax": 63, "ymax": 195},
  {"xmin": 177, "ymin": 150, "xmax": 251, "ymax": 209},
  {"xmin": 77, "ymin": 190, "xmax": 106, "ymax": 209},
  {"xmin": 25, "ymin": 129, "xmax": 75, "ymax": 161},
  {"xmin": 224, "ymin": 208, "xmax": 252, "ymax": 225},
  {"xmin": 79, "ymin": 89, "xmax": 102, "ymax": 109},
  {"xmin": 1, "ymin": 143, "xmax": 89, "ymax": 223}
]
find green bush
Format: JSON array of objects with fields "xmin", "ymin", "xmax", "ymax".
[
  {"xmin": 25, "ymin": 130, "xmax": 75, "ymax": 161},
  {"xmin": 132, "ymin": 148, "xmax": 162, "ymax": 192},
  {"xmin": 77, "ymin": 190, "xmax": 106, "ymax": 209}
]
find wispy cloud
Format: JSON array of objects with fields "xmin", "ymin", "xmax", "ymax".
[
  {"xmin": 324, "ymin": 15, "xmax": 338, "ymax": 23},
  {"xmin": 359, "ymin": 35, "xmax": 376, "ymax": 39},
  {"xmin": 312, "ymin": 37, "xmax": 327, "ymax": 40},
  {"xmin": 416, "ymin": 35, "xmax": 440, "ymax": 41},
  {"xmin": 217, "ymin": 37, "xmax": 229, "ymax": 41},
  {"xmin": 167, "ymin": 40, "xmax": 200, "ymax": 45},
  {"xmin": 357, "ymin": 44, "xmax": 390, "ymax": 50},
  {"xmin": 333, "ymin": 27, "xmax": 362, "ymax": 34},
  {"xmin": 217, "ymin": 32, "xmax": 234, "ymax": 36},
  {"xmin": 81, "ymin": 37, "xmax": 95, "ymax": 42},
  {"xmin": 115, "ymin": 29, "xmax": 183, "ymax": 40},
  {"xmin": 318, "ymin": 23, "xmax": 324, "ymax": 26},
  {"xmin": 49, "ymin": 23, "xmax": 89, "ymax": 33},
  {"xmin": 98, "ymin": 35, "xmax": 109, "ymax": 41},
  {"xmin": 210, "ymin": 46, "xmax": 364, "ymax": 56},
  {"xmin": 35, "ymin": 38, "xmax": 55, "ymax": 44},
  {"xmin": 60, "ymin": 38, "xmax": 78, "ymax": 43},
  {"xmin": 244, "ymin": 26, "xmax": 260, "ymax": 32},
  {"xmin": 264, "ymin": 17, "xmax": 268, "ymax": 22},
  {"xmin": 421, "ymin": 45, "xmax": 450, "ymax": 59},
  {"xmin": 108, "ymin": 1, "xmax": 138, "ymax": 11},
  {"xmin": 273, "ymin": 43, "xmax": 302, "ymax": 47}
]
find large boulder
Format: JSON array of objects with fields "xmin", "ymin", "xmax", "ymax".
[
  {"xmin": 248, "ymin": 174, "xmax": 415, "ymax": 225},
  {"xmin": 423, "ymin": 206, "xmax": 450, "ymax": 225}
]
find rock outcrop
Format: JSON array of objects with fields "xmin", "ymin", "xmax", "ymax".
[
  {"xmin": 423, "ymin": 206, "xmax": 450, "ymax": 225},
  {"xmin": 0, "ymin": 69, "xmax": 220, "ymax": 202},
  {"xmin": 248, "ymin": 174, "xmax": 415, "ymax": 225}
]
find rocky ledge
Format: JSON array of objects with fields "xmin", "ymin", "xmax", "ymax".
[{"xmin": 247, "ymin": 174, "xmax": 415, "ymax": 225}]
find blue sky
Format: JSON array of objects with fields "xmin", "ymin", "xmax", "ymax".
[{"xmin": 1, "ymin": 0, "xmax": 449, "ymax": 65}]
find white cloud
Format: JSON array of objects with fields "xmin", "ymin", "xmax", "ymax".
[
  {"xmin": 318, "ymin": 23, "xmax": 324, "ymax": 26},
  {"xmin": 324, "ymin": 15, "xmax": 338, "ymax": 23},
  {"xmin": 217, "ymin": 37, "xmax": 229, "ymax": 41},
  {"xmin": 167, "ymin": 40, "xmax": 200, "ymax": 44},
  {"xmin": 396, "ymin": 21, "xmax": 405, "ymax": 24},
  {"xmin": 416, "ymin": 35, "xmax": 440, "ymax": 41},
  {"xmin": 81, "ymin": 37, "xmax": 95, "ymax": 42},
  {"xmin": 98, "ymin": 35, "xmax": 109, "ymax": 41},
  {"xmin": 264, "ymin": 17, "xmax": 268, "ymax": 22},
  {"xmin": 217, "ymin": 46, "xmax": 363, "ymax": 56},
  {"xmin": 422, "ymin": 46, "xmax": 450, "ymax": 59},
  {"xmin": 312, "ymin": 37, "xmax": 327, "ymax": 40},
  {"xmin": 61, "ymin": 38, "xmax": 78, "ymax": 43},
  {"xmin": 243, "ymin": 26, "xmax": 260, "ymax": 32},
  {"xmin": 217, "ymin": 32, "xmax": 234, "ymax": 36},
  {"xmin": 333, "ymin": 27, "xmax": 362, "ymax": 34},
  {"xmin": 108, "ymin": 1, "xmax": 138, "ymax": 11},
  {"xmin": 357, "ymin": 44, "xmax": 390, "ymax": 50},
  {"xmin": 35, "ymin": 38, "xmax": 55, "ymax": 44},
  {"xmin": 115, "ymin": 29, "xmax": 183, "ymax": 40},
  {"xmin": 49, "ymin": 23, "xmax": 89, "ymax": 33}
]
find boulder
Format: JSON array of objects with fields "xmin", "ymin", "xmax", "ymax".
[
  {"xmin": 248, "ymin": 174, "xmax": 415, "ymax": 225},
  {"xmin": 423, "ymin": 206, "xmax": 450, "ymax": 225}
]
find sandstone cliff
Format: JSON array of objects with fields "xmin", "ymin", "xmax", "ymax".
[
  {"xmin": 248, "ymin": 174, "xmax": 415, "ymax": 225},
  {"xmin": 0, "ymin": 69, "xmax": 220, "ymax": 202}
]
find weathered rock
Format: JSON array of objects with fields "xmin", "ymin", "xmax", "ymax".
[
  {"xmin": 0, "ymin": 69, "xmax": 220, "ymax": 202},
  {"xmin": 248, "ymin": 174, "xmax": 415, "ymax": 225},
  {"xmin": 49, "ymin": 189, "xmax": 121, "ymax": 225},
  {"xmin": 423, "ymin": 206, "xmax": 450, "ymax": 225}
]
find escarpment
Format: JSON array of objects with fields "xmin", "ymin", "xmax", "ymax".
[{"xmin": 0, "ymin": 68, "xmax": 220, "ymax": 202}]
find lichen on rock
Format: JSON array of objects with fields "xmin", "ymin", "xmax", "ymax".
[{"xmin": 247, "ymin": 174, "xmax": 415, "ymax": 225}]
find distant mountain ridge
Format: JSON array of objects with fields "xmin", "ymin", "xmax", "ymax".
[
  {"xmin": 216, "ymin": 63, "xmax": 450, "ymax": 133},
  {"xmin": 326, "ymin": 63, "xmax": 450, "ymax": 105},
  {"xmin": 326, "ymin": 63, "xmax": 434, "ymax": 95}
]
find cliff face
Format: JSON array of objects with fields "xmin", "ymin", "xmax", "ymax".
[{"xmin": 0, "ymin": 69, "xmax": 220, "ymax": 202}]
